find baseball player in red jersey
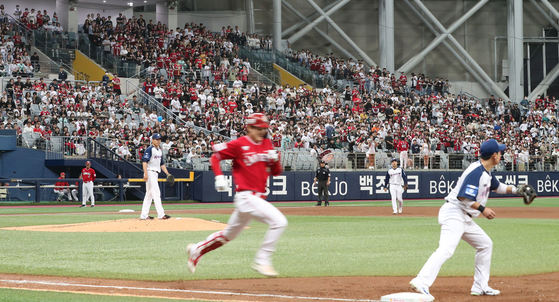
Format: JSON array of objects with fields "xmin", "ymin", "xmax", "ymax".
[
  {"xmin": 79, "ymin": 161, "xmax": 96, "ymax": 207},
  {"xmin": 397, "ymin": 138, "xmax": 410, "ymax": 169},
  {"xmin": 54, "ymin": 172, "xmax": 77, "ymax": 202},
  {"xmin": 186, "ymin": 113, "xmax": 287, "ymax": 277}
]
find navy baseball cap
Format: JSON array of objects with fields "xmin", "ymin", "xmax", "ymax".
[
  {"xmin": 152, "ymin": 133, "xmax": 162, "ymax": 140},
  {"xmin": 480, "ymin": 139, "xmax": 506, "ymax": 157},
  {"xmin": 391, "ymin": 158, "xmax": 398, "ymax": 163}
]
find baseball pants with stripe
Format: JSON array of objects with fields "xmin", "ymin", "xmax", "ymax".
[
  {"xmin": 189, "ymin": 191, "xmax": 288, "ymax": 266},
  {"xmin": 141, "ymin": 170, "xmax": 167, "ymax": 219}
]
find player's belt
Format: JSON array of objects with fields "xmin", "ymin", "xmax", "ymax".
[
  {"xmin": 446, "ymin": 200, "xmax": 472, "ymax": 217},
  {"xmin": 240, "ymin": 190, "xmax": 268, "ymax": 199},
  {"xmin": 84, "ymin": 181, "xmax": 92, "ymax": 183}
]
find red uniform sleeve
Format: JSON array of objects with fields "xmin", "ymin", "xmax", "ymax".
[
  {"xmin": 269, "ymin": 152, "xmax": 282, "ymax": 176},
  {"xmin": 211, "ymin": 141, "xmax": 239, "ymax": 176},
  {"xmin": 264, "ymin": 139, "xmax": 282, "ymax": 176}
]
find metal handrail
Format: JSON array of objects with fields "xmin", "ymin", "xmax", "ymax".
[
  {"xmin": 87, "ymin": 137, "xmax": 144, "ymax": 179},
  {"xmin": 125, "ymin": 79, "xmax": 230, "ymax": 140}
]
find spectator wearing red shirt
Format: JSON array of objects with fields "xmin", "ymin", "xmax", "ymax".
[
  {"xmin": 112, "ymin": 74, "xmax": 121, "ymax": 95},
  {"xmin": 397, "ymin": 137, "xmax": 410, "ymax": 169}
]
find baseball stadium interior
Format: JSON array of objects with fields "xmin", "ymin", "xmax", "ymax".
[{"xmin": 0, "ymin": 0, "xmax": 558, "ymax": 202}]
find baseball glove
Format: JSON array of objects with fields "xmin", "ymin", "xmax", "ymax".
[
  {"xmin": 517, "ymin": 184, "xmax": 537, "ymax": 205},
  {"xmin": 403, "ymin": 184, "xmax": 408, "ymax": 192},
  {"xmin": 166, "ymin": 174, "xmax": 175, "ymax": 187}
]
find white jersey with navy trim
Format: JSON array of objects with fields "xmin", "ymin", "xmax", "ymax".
[
  {"xmin": 142, "ymin": 145, "xmax": 163, "ymax": 172},
  {"xmin": 445, "ymin": 161, "xmax": 500, "ymax": 218},
  {"xmin": 385, "ymin": 167, "xmax": 407, "ymax": 188}
]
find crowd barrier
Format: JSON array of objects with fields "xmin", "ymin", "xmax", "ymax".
[{"xmin": 192, "ymin": 171, "xmax": 559, "ymax": 202}]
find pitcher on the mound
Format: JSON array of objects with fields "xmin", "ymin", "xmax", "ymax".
[{"xmin": 186, "ymin": 113, "xmax": 287, "ymax": 277}]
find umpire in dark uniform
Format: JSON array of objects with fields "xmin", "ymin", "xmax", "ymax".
[{"xmin": 314, "ymin": 160, "xmax": 331, "ymax": 206}]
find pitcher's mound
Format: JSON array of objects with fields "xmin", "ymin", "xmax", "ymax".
[{"xmin": 2, "ymin": 218, "xmax": 228, "ymax": 232}]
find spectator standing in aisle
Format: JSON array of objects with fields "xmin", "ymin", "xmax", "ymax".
[
  {"xmin": 397, "ymin": 136, "xmax": 410, "ymax": 169},
  {"xmin": 58, "ymin": 66, "xmax": 68, "ymax": 81},
  {"xmin": 314, "ymin": 160, "xmax": 331, "ymax": 206},
  {"xmin": 101, "ymin": 71, "xmax": 110, "ymax": 87},
  {"xmin": 13, "ymin": 5, "xmax": 22, "ymax": 20},
  {"xmin": 112, "ymin": 73, "xmax": 121, "ymax": 96},
  {"xmin": 422, "ymin": 140, "xmax": 431, "ymax": 169},
  {"xmin": 411, "ymin": 139, "xmax": 420, "ymax": 169},
  {"xmin": 30, "ymin": 52, "xmax": 40, "ymax": 72},
  {"xmin": 366, "ymin": 138, "xmax": 376, "ymax": 169}
]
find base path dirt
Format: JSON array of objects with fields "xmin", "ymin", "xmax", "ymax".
[
  {"xmin": 168, "ymin": 205, "xmax": 559, "ymax": 219},
  {"xmin": 0, "ymin": 272, "xmax": 558, "ymax": 302},
  {"xmin": 1, "ymin": 205, "xmax": 558, "ymax": 301}
]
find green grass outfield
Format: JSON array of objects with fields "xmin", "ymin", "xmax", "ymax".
[{"xmin": 0, "ymin": 198, "xmax": 557, "ymax": 300}]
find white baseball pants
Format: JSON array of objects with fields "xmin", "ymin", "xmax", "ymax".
[
  {"xmin": 415, "ymin": 203, "xmax": 493, "ymax": 294},
  {"xmin": 55, "ymin": 188, "xmax": 77, "ymax": 201},
  {"xmin": 190, "ymin": 191, "xmax": 288, "ymax": 266},
  {"xmin": 400, "ymin": 150, "xmax": 408, "ymax": 169},
  {"xmin": 140, "ymin": 170, "xmax": 166, "ymax": 219},
  {"xmin": 82, "ymin": 182, "xmax": 95, "ymax": 206},
  {"xmin": 389, "ymin": 184, "xmax": 403, "ymax": 213}
]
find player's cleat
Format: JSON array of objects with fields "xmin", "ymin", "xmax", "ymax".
[
  {"xmin": 186, "ymin": 244, "xmax": 197, "ymax": 273},
  {"xmin": 424, "ymin": 166, "xmax": 428, "ymax": 169},
  {"xmin": 325, "ymin": 201, "xmax": 329, "ymax": 207},
  {"xmin": 471, "ymin": 287, "xmax": 500, "ymax": 296},
  {"xmin": 91, "ymin": 205, "xmax": 95, "ymax": 208},
  {"xmin": 410, "ymin": 279, "xmax": 432, "ymax": 297},
  {"xmin": 141, "ymin": 216, "xmax": 154, "ymax": 220},
  {"xmin": 79, "ymin": 205, "xmax": 86, "ymax": 208},
  {"xmin": 251, "ymin": 263, "xmax": 278, "ymax": 277},
  {"xmin": 315, "ymin": 202, "xmax": 322, "ymax": 206},
  {"xmin": 393, "ymin": 211, "xmax": 397, "ymax": 215},
  {"xmin": 161, "ymin": 214, "xmax": 171, "ymax": 220}
]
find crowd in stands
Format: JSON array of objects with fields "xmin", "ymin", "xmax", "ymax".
[
  {"xmin": 2, "ymin": 6, "xmax": 559, "ymax": 172},
  {"xmin": 8, "ymin": 4, "xmax": 61, "ymax": 31}
]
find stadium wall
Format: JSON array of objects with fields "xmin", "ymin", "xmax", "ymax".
[
  {"xmin": 73, "ymin": 51, "xmax": 108, "ymax": 83},
  {"xmin": 0, "ymin": 148, "xmax": 58, "ymax": 180},
  {"xmin": 193, "ymin": 170, "xmax": 559, "ymax": 202}
]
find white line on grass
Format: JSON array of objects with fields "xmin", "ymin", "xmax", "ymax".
[{"xmin": 0, "ymin": 279, "xmax": 383, "ymax": 302}]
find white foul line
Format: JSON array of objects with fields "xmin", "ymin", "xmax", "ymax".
[{"xmin": 0, "ymin": 278, "xmax": 382, "ymax": 302}]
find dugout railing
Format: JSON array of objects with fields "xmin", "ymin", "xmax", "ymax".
[{"xmin": 17, "ymin": 135, "xmax": 558, "ymax": 173}]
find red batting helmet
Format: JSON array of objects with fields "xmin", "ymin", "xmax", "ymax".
[
  {"xmin": 246, "ymin": 113, "xmax": 269, "ymax": 128},
  {"xmin": 85, "ymin": 161, "xmax": 91, "ymax": 166}
]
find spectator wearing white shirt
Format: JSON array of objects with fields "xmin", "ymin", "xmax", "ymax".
[
  {"xmin": 170, "ymin": 97, "xmax": 181, "ymax": 114},
  {"xmin": 232, "ymin": 77, "xmax": 243, "ymax": 94},
  {"xmin": 517, "ymin": 147, "xmax": 529, "ymax": 171},
  {"xmin": 276, "ymin": 96, "xmax": 285, "ymax": 112}
]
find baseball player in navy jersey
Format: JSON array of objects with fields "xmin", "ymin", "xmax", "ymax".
[
  {"xmin": 384, "ymin": 158, "xmax": 407, "ymax": 214},
  {"xmin": 410, "ymin": 139, "xmax": 520, "ymax": 298},
  {"xmin": 80, "ymin": 161, "xmax": 96, "ymax": 207},
  {"xmin": 140, "ymin": 133, "xmax": 171, "ymax": 220},
  {"xmin": 186, "ymin": 113, "xmax": 287, "ymax": 277}
]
